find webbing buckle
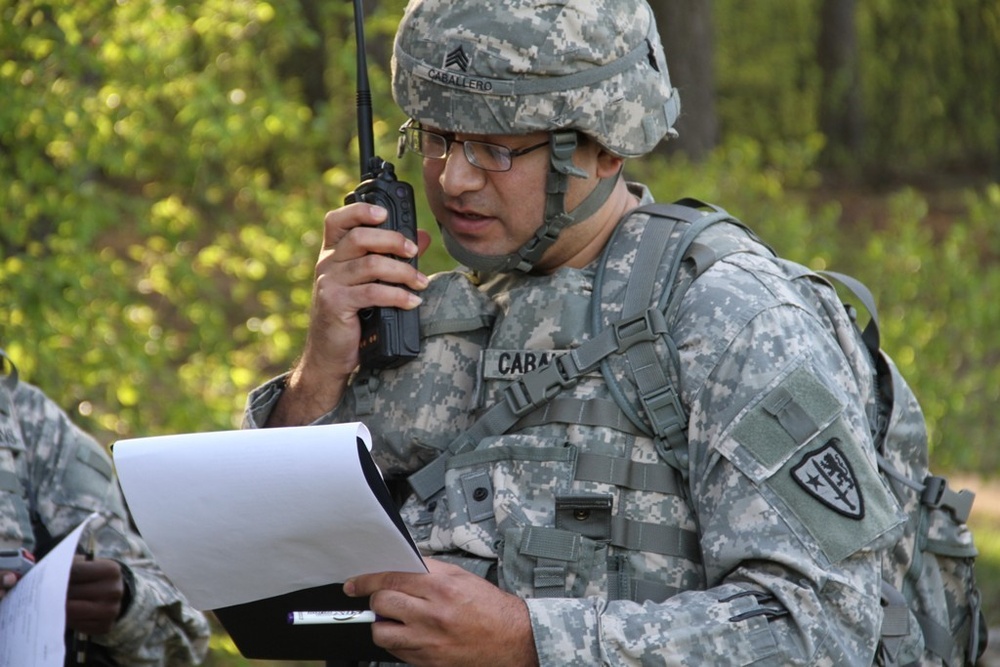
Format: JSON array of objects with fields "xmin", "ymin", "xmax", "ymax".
[
  {"xmin": 613, "ymin": 307, "xmax": 667, "ymax": 353},
  {"xmin": 921, "ymin": 475, "xmax": 975, "ymax": 523},
  {"xmin": 504, "ymin": 354, "xmax": 580, "ymax": 417},
  {"xmin": 641, "ymin": 384, "xmax": 686, "ymax": 441}
]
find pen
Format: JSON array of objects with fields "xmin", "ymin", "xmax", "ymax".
[{"xmin": 287, "ymin": 610, "xmax": 380, "ymax": 625}]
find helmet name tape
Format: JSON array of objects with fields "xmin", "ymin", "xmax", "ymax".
[{"xmin": 423, "ymin": 64, "xmax": 508, "ymax": 95}]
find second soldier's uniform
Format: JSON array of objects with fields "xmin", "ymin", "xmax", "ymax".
[{"xmin": 0, "ymin": 351, "xmax": 210, "ymax": 666}]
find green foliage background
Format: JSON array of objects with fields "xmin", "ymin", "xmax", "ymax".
[
  {"xmin": 5, "ymin": 0, "xmax": 996, "ymax": 466},
  {"xmin": 1, "ymin": 1, "xmax": 999, "ymax": 662}
]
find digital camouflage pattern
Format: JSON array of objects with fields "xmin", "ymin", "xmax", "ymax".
[
  {"xmin": 246, "ymin": 1, "xmax": 978, "ymax": 663},
  {"xmin": 245, "ymin": 185, "xmax": 909, "ymax": 665},
  {"xmin": 391, "ymin": 0, "xmax": 680, "ymax": 157},
  {"xmin": 341, "ymin": 271, "xmax": 497, "ymax": 478},
  {"xmin": 873, "ymin": 355, "xmax": 983, "ymax": 665},
  {"xmin": 0, "ymin": 352, "xmax": 209, "ymax": 666}
]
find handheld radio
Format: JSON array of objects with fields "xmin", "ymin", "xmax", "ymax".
[{"xmin": 345, "ymin": 0, "xmax": 421, "ymax": 369}]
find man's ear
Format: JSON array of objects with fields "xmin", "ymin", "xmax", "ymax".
[{"xmin": 595, "ymin": 147, "xmax": 626, "ymax": 178}]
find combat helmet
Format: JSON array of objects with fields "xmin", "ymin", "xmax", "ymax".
[{"xmin": 392, "ymin": 0, "xmax": 680, "ymax": 273}]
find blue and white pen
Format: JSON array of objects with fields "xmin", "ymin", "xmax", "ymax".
[{"xmin": 287, "ymin": 610, "xmax": 380, "ymax": 625}]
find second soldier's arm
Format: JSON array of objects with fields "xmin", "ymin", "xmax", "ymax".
[{"xmin": 20, "ymin": 382, "xmax": 210, "ymax": 667}]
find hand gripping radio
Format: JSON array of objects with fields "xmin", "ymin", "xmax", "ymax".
[{"xmin": 345, "ymin": 0, "xmax": 420, "ymax": 369}]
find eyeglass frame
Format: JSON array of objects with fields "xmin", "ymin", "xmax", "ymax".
[{"xmin": 397, "ymin": 120, "xmax": 549, "ymax": 172}]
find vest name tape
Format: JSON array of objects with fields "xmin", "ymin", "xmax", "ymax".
[{"xmin": 481, "ymin": 349, "xmax": 567, "ymax": 380}]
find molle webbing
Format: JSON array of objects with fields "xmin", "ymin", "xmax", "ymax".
[
  {"xmin": 607, "ymin": 556, "xmax": 682, "ymax": 603},
  {"xmin": 516, "ymin": 518, "xmax": 700, "ymax": 598},
  {"xmin": 407, "ymin": 305, "xmax": 670, "ymax": 501},
  {"xmin": 420, "ymin": 314, "xmax": 496, "ymax": 338},
  {"xmin": 512, "ymin": 397, "xmax": 644, "ymax": 435},
  {"xmin": 516, "ymin": 518, "xmax": 700, "ymax": 571},
  {"xmin": 575, "ymin": 451, "xmax": 681, "ymax": 495}
]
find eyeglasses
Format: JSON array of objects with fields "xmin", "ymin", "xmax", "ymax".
[{"xmin": 398, "ymin": 121, "xmax": 548, "ymax": 172}]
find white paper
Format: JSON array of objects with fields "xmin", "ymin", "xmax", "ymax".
[
  {"xmin": 112, "ymin": 423, "xmax": 425, "ymax": 610},
  {"xmin": 0, "ymin": 513, "xmax": 97, "ymax": 667}
]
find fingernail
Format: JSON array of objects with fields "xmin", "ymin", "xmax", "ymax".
[
  {"xmin": 343, "ymin": 580, "xmax": 356, "ymax": 596},
  {"xmin": 370, "ymin": 205, "xmax": 387, "ymax": 220},
  {"xmin": 407, "ymin": 294, "xmax": 423, "ymax": 309},
  {"xmin": 404, "ymin": 240, "xmax": 418, "ymax": 256}
]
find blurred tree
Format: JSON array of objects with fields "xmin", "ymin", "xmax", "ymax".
[
  {"xmin": 859, "ymin": 0, "xmax": 1000, "ymax": 177},
  {"xmin": 817, "ymin": 0, "xmax": 863, "ymax": 166},
  {"xmin": 651, "ymin": 0, "xmax": 718, "ymax": 161}
]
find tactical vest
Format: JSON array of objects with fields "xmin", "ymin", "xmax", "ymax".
[
  {"xmin": 350, "ymin": 263, "xmax": 706, "ymax": 602},
  {"xmin": 346, "ymin": 201, "xmax": 985, "ymax": 665},
  {"xmin": 344, "ymin": 205, "xmax": 792, "ymax": 608}
]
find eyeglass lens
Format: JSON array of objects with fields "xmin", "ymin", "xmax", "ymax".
[{"xmin": 403, "ymin": 127, "xmax": 544, "ymax": 172}]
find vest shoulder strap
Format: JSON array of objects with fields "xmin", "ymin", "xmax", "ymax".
[{"xmin": 592, "ymin": 199, "xmax": 764, "ymax": 469}]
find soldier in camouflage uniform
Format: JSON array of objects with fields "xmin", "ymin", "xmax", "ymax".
[
  {"xmin": 245, "ymin": 0, "xmax": 911, "ymax": 664},
  {"xmin": 0, "ymin": 349, "xmax": 210, "ymax": 666}
]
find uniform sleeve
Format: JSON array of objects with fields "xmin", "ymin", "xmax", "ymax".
[
  {"xmin": 242, "ymin": 373, "xmax": 289, "ymax": 428},
  {"xmin": 527, "ymin": 255, "xmax": 905, "ymax": 666},
  {"xmin": 242, "ymin": 373, "xmax": 351, "ymax": 429},
  {"xmin": 18, "ymin": 383, "xmax": 210, "ymax": 667}
]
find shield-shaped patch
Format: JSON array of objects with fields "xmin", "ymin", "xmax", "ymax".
[{"xmin": 791, "ymin": 439, "xmax": 865, "ymax": 520}]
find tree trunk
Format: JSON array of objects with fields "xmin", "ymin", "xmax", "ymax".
[
  {"xmin": 817, "ymin": 0, "xmax": 863, "ymax": 165},
  {"xmin": 649, "ymin": 0, "xmax": 717, "ymax": 161}
]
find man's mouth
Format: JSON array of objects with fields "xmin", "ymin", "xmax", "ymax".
[{"xmin": 445, "ymin": 206, "xmax": 494, "ymax": 235}]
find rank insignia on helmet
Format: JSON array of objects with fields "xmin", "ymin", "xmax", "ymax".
[
  {"xmin": 791, "ymin": 439, "xmax": 865, "ymax": 520},
  {"xmin": 444, "ymin": 46, "xmax": 469, "ymax": 71}
]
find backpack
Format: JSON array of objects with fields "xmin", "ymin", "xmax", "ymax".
[
  {"xmin": 589, "ymin": 199, "xmax": 987, "ymax": 667},
  {"xmin": 404, "ymin": 199, "xmax": 987, "ymax": 666}
]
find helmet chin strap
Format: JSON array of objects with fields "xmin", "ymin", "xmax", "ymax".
[{"xmin": 441, "ymin": 130, "xmax": 621, "ymax": 274}]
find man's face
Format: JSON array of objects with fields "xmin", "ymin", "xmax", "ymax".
[{"xmin": 421, "ymin": 127, "xmax": 605, "ymax": 272}]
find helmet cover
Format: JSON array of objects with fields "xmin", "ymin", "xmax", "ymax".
[{"xmin": 391, "ymin": 0, "xmax": 680, "ymax": 157}]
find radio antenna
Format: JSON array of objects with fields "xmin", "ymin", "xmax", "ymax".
[{"xmin": 353, "ymin": 0, "xmax": 376, "ymax": 179}]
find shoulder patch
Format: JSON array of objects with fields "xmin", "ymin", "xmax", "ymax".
[{"xmin": 791, "ymin": 438, "xmax": 864, "ymax": 519}]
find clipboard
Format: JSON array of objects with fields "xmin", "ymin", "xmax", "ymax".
[
  {"xmin": 112, "ymin": 423, "xmax": 428, "ymax": 662},
  {"xmin": 213, "ymin": 584, "xmax": 395, "ymax": 662},
  {"xmin": 209, "ymin": 436, "xmax": 418, "ymax": 662}
]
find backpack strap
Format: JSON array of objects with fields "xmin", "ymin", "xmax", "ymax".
[
  {"xmin": 818, "ymin": 270, "xmax": 881, "ymax": 355},
  {"xmin": 817, "ymin": 273, "xmax": 977, "ymax": 524},
  {"xmin": 593, "ymin": 199, "xmax": 764, "ymax": 469},
  {"xmin": 878, "ymin": 580, "xmax": 914, "ymax": 667}
]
